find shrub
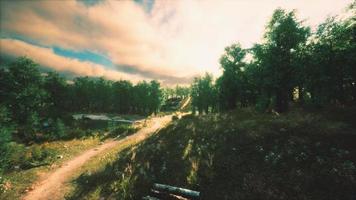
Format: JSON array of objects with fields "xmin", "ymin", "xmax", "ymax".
[
  {"xmin": 0, "ymin": 176, "xmax": 10, "ymax": 194},
  {"xmin": 255, "ymin": 96, "xmax": 270, "ymax": 112},
  {"xmin": 0, "ymin": 106, "xmax": 14, "ymax": 167},
  {"xmin": 0, "ymin": 142, "xmax": 57, "ymax": 171},
  {"xmin": 2, "ymin": 142, "xmax": 26, "ymax": 170},
  {"xmin": 68, "ymin": 128, "xmax": 89, "ymax": 138},
  {"xmin": 21, "ymin": 112, "xmax": 41, "ymax": 142},
  {"xmin": 44, "ymin": 118, "xmax": 67, "ymax": 140},
  {"xmin": 111, "ymin": 124, "xmax": 136, "ymax": 137}
]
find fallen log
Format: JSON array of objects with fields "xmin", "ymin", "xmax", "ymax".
[{"xmin": 153, "ymin": 183, "xmax": 200, "ymax": 199}]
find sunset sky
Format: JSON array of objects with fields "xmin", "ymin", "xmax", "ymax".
[{"xmin": 0, "ymin": 0, "xmax": 352, "ymax": 85}]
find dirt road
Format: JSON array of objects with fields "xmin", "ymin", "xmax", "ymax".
[{"xmin": 22, "ymin": 115, "xmax": 172, "ymax": 200}]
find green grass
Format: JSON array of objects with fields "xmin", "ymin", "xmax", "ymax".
[
  {"xmin": 0, "ymin": 137, "xmax": 101, "ymax": 200},
  {"xmin": 64, "ymin": 120, "xmax": 155, "ymax": 199},
  {"xmin": 67, "ymin": 108, "xmax": 356, "ymax": 200},
  {"xmin": 1, "ymin": 121, "xmax": 139, "ymax": 200}
]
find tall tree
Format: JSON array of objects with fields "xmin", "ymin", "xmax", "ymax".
[
  {"xmin": 148, "ymin": 80, "xmax": 162, "ymax": 114},
  {"xmin": 218, "ymin": 43, "xmax": 247, "ymax": 110},
  {"xmin": 44, "ymin": 72, "xmax": 69, "ymax": 118},
  {"xmin": 112, "ymin": 80, "xmax": 133, "ymax": 113},
  {"xmin": 191, "ymin": 73, "xmax": 216, "ymax": 114},
  {"xmin": 261, "ymin": 9, "xmax": 309, "ymax": 112},
  {"xmin": 0, "ymin": 57, "xmax": 48, "ymax": 124}
]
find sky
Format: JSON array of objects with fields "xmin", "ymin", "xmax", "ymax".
[{"xmin": 0, "ymin": 0, "xmax": 353, "ymax": 85}]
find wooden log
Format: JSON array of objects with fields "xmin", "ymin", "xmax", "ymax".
[
  {"xmin": 150, "ymin": 189, "xmax": 189, "ymax": 200},
  {"xmin": 142, "ymin": 196, "xmax": 160, "ymax": 200},
  {"xmin": 153, "ymin": 183, "xmax": 200, "ymax": 199}
]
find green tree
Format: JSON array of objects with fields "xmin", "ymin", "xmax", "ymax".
[
  {"xmin": 260, "ymin": 9, "xmax": 310, "ymax": 112},
  {"xmin": 148, "ymin": 80, "xmax": 162, "ymax": 114},
  {"xmin": 191, "ymin": 73, "xmax": 216, "ymax": 114},
  {"xmin": 44, "ymin": 72, "xmax": 69, "ymax": 118},
  {"xmin": 0, "ymin": 57, "xmax": 47, "ymax": 141},
  {"xmin": 304, "ymin": 12, "xmax": 356, "ymax": 106},
  {"xmin": 218, "ymin": 43, "xmax": 248, "ymax": 110},
  {"xmin": 112, "ymin": 80, "xmax": 133, "ymax": 113}
]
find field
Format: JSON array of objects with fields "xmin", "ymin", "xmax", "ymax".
[{"xmin": 68, "ymin": 107, "xmax": 356, "ymax": 200}]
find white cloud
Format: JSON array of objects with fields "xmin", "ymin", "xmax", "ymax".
[
  {"xmin": 0, "ymin": 0, "xmax": 352, "ymax": 82},
  {"xmin": 0, "ymin": 38, "xmax": 144, "ymax": 83}
]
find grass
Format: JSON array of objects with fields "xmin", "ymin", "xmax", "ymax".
[
  {"xmin": 1, "ymin": 119, "xmax": 141, "ymax": 200},
  {"xmin": 0, "ymin": 136, "xmax": 101, "ymax": 200},
  {"xmin": 65, "ymin": 137, "xmax": 139, "ymax": 199},
  {"xmin": 65, "ymin": 119, "xmax": 158, "ymax": 199},
  {"xmin": 67, "ymin": 107, "xmax": 356, "ymax": 200}
]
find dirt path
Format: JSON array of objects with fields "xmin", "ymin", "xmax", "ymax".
[{"xmin": 22, "ymin": 115, "xmax": 172, "ymax": 200}]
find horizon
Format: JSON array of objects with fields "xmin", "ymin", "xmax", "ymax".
[{"xmin": 0, "ymin": 0, "xmax": 353, "ymax": 86}]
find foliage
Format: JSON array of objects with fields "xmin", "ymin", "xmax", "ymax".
[
  {"xmin": 109, "ymin": 124, "xmax": 137, "ymax": 138},
  {"xmin": 190, "ymin": 6, "xmax": 355, "ymax": 113},
  {"xmin": 44, "ymin": 72, "xmax": 69, "ymax": 118},
  {"xmin": 218, "ymin": 43, "xmax": 251, "ymax": 110},
  {"xmin": 0, "ymin": 56, "xmax": 164, "ymax": 143},
  {"xmin": 44, "ymin": 118, "xmax": 67, "ymax": 140},
  {"xmin": 0, "ymin": 106, "xmax": 14, "ymax": 171},
  {"xmin": 67, "ymin": 108, "xmax": 356, "ymax": 200},
  {"xmin": 0, "ymin": 58, "xmax": 48, "ymax": 123},
  {"xmin": 191, "ymin": 73, "xmax": 217, "ymax": 114},
  {"xmin": 1, "ymin": 142, "xmax": 57, "ymax": 171}
]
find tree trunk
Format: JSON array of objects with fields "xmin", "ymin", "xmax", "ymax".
[{"xmin": 276, "ymin": 89, "xmax": 288, "ymax": 113}]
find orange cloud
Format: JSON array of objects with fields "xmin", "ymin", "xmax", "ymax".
[
  {"xmin": 0, "ymin": 39, "xmax": 144, "ymax": 83},
  {"xmin": 0, "ymin": 0, "xmax": 352, "ymax": 82}
]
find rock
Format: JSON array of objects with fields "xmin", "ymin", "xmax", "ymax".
[
  {"xmin": 57, "ymin": 155, "xmax": 64, "ymax": 159},
  {"xmin": 14, "ymin": 165, "xmax": 20, "ymax": 170}
]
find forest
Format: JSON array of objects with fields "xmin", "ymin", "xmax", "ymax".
[{"xmin": 191, "ymin": 8, "xmax": 355, "ymax": 114}]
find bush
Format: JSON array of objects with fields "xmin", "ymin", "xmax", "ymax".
[
  {"xmin": 2, "ymin": 142, "xmax": 26, "ymax": 170},
  {"xmin": 255, "ymin": 96, "xmax": 270, "ymax": 112},
  {"xmin": 68, "ymin": 128, "xmax": 91, "ymax": 138},
  {"xmin": 0, "ymin": 106, "xmax": 14, "ymax": 171},
  {"xmin": 44, "ymin": 118, "xmax": 67, "ymax": 140},
  {"xmin": 111, "ymin": 124, "xmax": 136, "ymax": 137},
  {"xmin": 0, "ymin": 142, "xmax": 57, "ymax": 171},
  {"xmin": 0, "ymin": 176, "xmax": 10, "ymax": 194},
  {"xmin": 21, "ymin": 112, "xmax": 41, "ymax": 142}
]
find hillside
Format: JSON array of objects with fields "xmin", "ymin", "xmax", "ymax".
[{"xmin": 68, "ymin": 108, "xmax": 356, "ymax": 200}]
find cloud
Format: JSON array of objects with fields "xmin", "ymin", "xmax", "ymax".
[
  {"xmin": 0, "ymin": 38, "xmax": 144, "ymax": 83},
  {"xmin": 0, "ymin": 0, "xmax": 353, "ymax": 83}
]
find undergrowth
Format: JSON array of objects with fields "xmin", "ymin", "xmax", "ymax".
[{"xmin": 69, "ymin": 108, "xmax": 356, "ymax": 200}]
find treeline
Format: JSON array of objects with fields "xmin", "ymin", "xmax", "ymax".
[
  {"xmin": 0, "ymin": 57, "xmax": 163, "ymax": 141},
  {"xmin": 163, "ymin": 85, "xmax": 190, "ymax": 100},
  {"xmin": 191, "ymin": 6, "xmax": 356, "ymax": 114}
]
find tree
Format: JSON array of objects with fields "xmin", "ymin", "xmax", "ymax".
[
  {"xmin": 191, "ymin": 73, "xmax": 216, "ymax": 114},
  {"xmin": 112, "ymin": 80, "xmax": 133, "ymax": 113},
  {"xmin": 218, "ymin": 43, "xmax": 247, "ymax": 110},
  {"xmin": 304, "ymin": 13, "xmax": 356, "ymax": 106},
  {"xmin": 260, "ymin": 9, "xmax": 310, "ymax": 112},
  {"xmin": 72, "ymin": 77, "xmax": 95, "ymax": 112},
  {"xmin": 0, "ymin": 57, "xmax": 48, "ymax": 124},
  {"xmin": 148, "ymin": 80, "xmax": 162, "ymax": 114},
  {"xmin": 44, "ymin": 72, "xmax": 69, "ymax": 118},
  {"xmin": 0, "ymin": 57, "xmax": 48, "ymax": 141}
]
